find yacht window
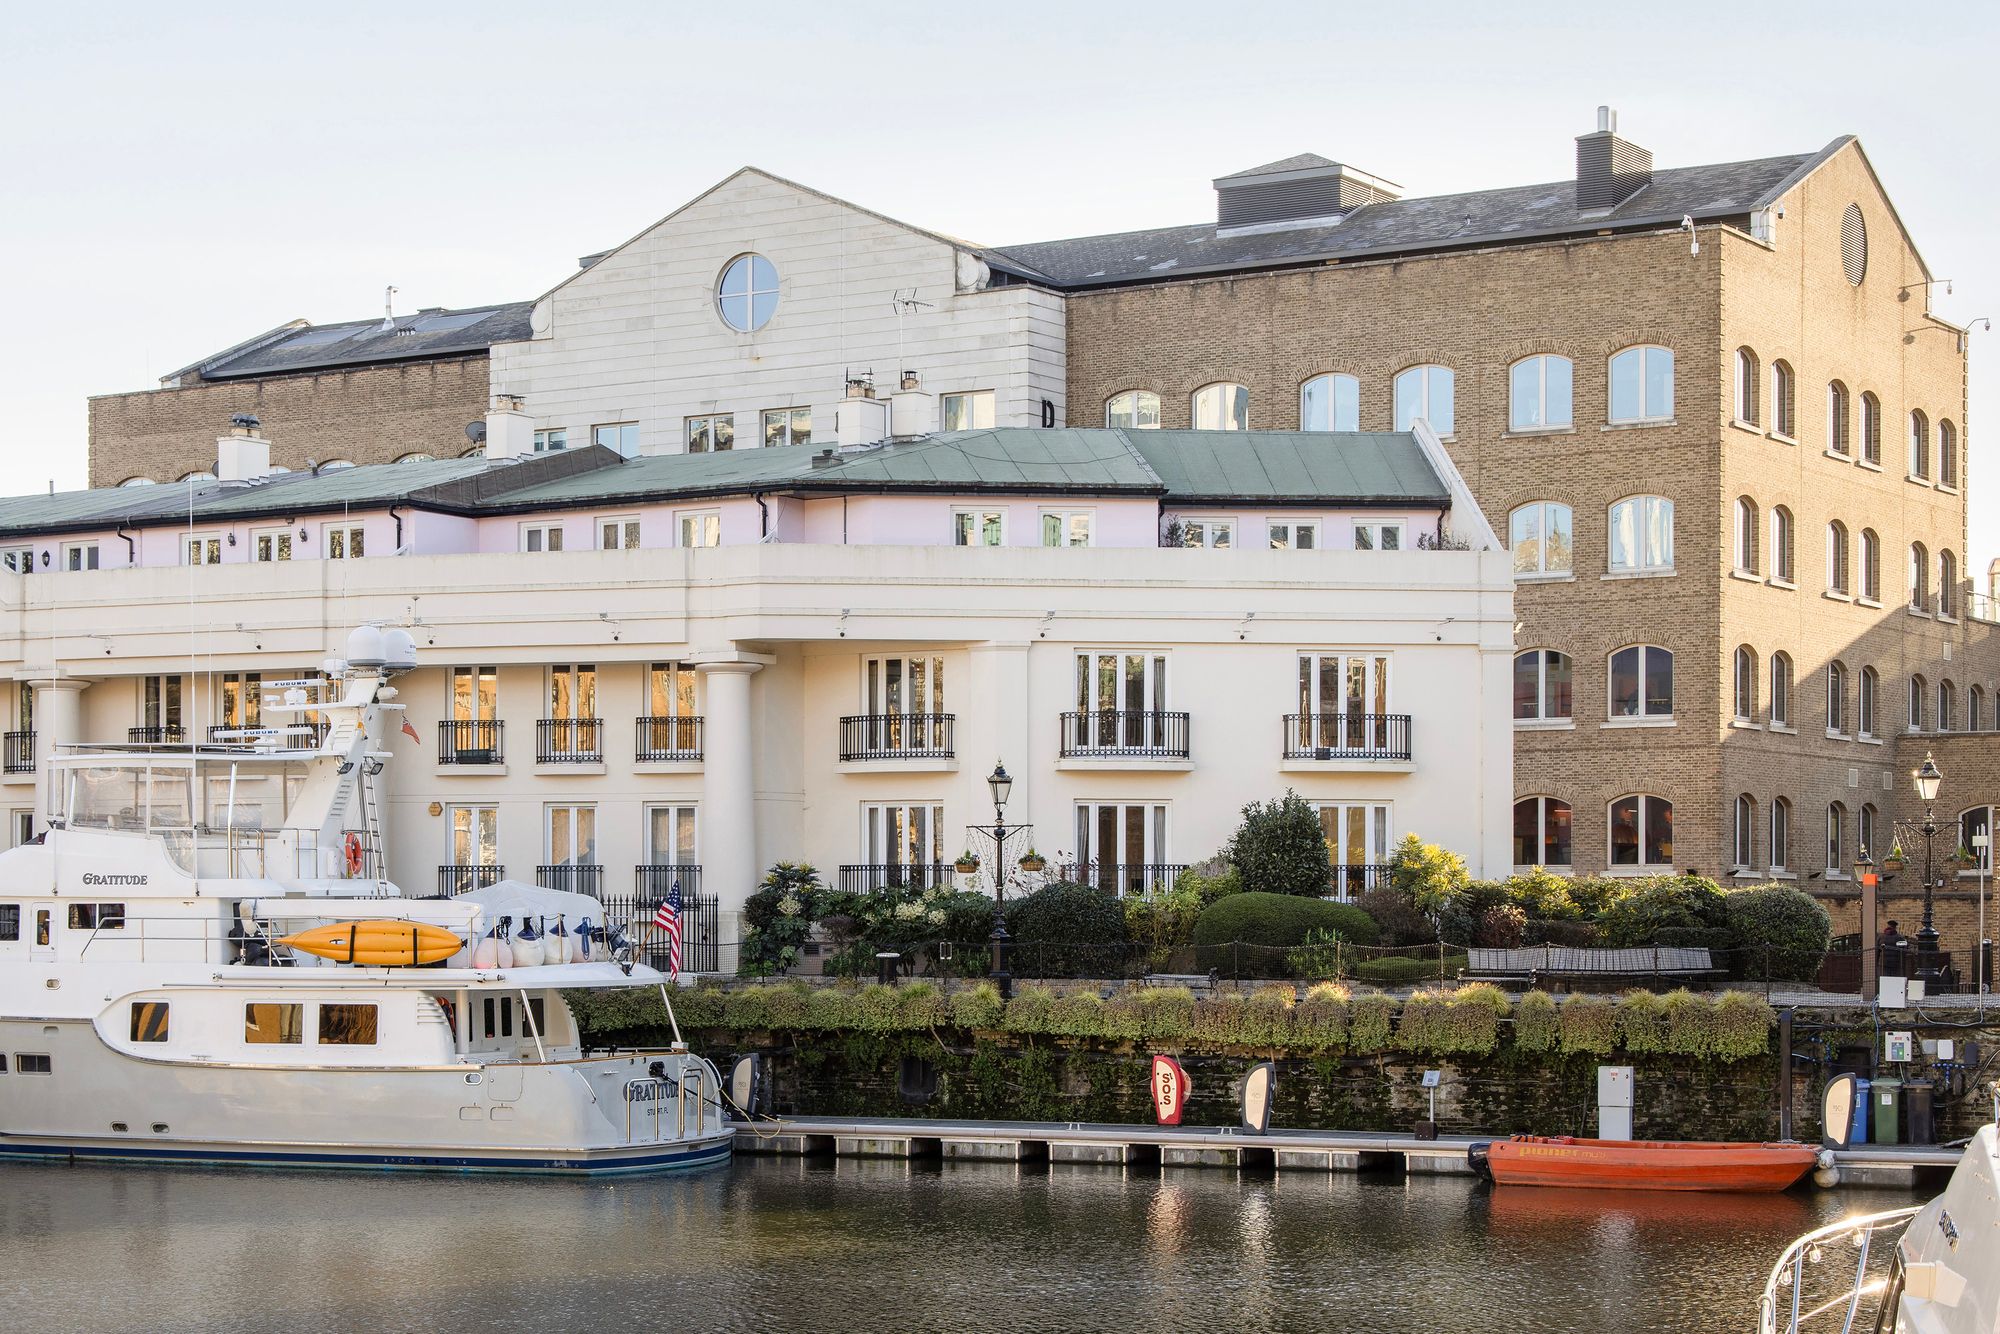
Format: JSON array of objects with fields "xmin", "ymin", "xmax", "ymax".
[
  {"xmin": 0, "ymin": 1055, "xmax": 7, "ymax": 1072},
  {"xmin": 318, "ymin": 1004, "xmax": 378, "ymax": 1046},
  {"xmin": 483, "ymin": 996, "xmax": 514, "ymax": 1039},
  {"xmin": 68, "ymin": 902, "xmax": 125, "ymax": 930},
  {"xmin": 17, "ymin": 1054, "xmax": 51, "ymax": 1074},
  {"xmin": 0, "ymin": 904, "xmax": 17, "ymax": 941},
  {"xmin": 244, "ymin": 1003, "xmax": 304, "ymax": 1045},
  {"xmin": 129, "ymin": 1002, "xmax": 169, "ymax": 1043},
  {"xmin": 35, "ymin": 909, "xmax": 50, "ymax": 946}
]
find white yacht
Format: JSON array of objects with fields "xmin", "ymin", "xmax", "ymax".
[{"xmin": 0, "ymin": 626, "xmax": 729, "ymax": 1174}]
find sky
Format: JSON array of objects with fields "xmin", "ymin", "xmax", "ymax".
[{"xmin": 1, "ymin": 0, "xmax": 1993, "ymax": 574}]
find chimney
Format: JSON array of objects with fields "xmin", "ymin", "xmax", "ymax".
[
  {"xmin": 1575, "ymin": 106, "xmax": 1652, "ymax": 213},
  {"xmin": 1213, "ymin": 154, "xmax": 1400, "ymax": 230},
  {"xmin": 484, "ymin": 393, "xmax": 534, "ymax": 461},
  {"xmin": 890, "ymin": 370, "xmax": 933, "ymax": 437},
  {"xmin": 834, "ymin": 374, "xmax": 888, "ymax": 451},
  {"xmin": 215, "ymin": 414, "xmax": 272, "ymax": 482}
]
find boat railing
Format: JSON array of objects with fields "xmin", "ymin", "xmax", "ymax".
[
  {"xmin": 76, "ymin": 910, "xmax": 301, "ymax": 967},
  {"xmin": 624, "ymin": 1076, "xmax": 670, "ymax": 1143},
  {"xmin": 1756, "ymin": 1206, "xmax": 1922, "ymax": 1334}
]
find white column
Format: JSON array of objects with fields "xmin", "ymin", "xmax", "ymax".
[
  {"xmin": 696, "ymin": 660, "xmax": 764, "ymax": 924},
  {"xmin": 31, "ymin": 678, "xmax": 87, "ymax": 831}
]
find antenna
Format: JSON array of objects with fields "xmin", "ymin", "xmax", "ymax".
[
  {"xmin": 379, "ymin": 286, "xmax": 399, "ymax": 332},
  {"xmin": 891, "ymin": 289, "xmax": 933, "ymax": 380}
]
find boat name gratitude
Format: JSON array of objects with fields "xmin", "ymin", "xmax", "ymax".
[{"xmin": 81, "ymin": 873, "xmax": 147, "ymax": 887}]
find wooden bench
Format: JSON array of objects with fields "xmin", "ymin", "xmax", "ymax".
[
  {"xmin": 1143, "ymin": 971, "xmax": 1220, "ymax": 998},
  {"xmin": 1462, "ymin": 945, "xmax": 1723, "ymax": 990}
]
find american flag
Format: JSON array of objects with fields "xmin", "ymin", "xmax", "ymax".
[{"xmin": 652, "ymin": 879, "xmax": 683, "ymax": 979}]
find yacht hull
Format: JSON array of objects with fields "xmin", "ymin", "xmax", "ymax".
[{"xmin": 0, "ymin": 1133, "xmax": 732, "ymax": 1175}]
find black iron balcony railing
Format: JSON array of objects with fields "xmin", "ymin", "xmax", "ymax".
[
  {"xmin": 3, "ymin": 730, "xmax": 34, "ymax": 773},
  {"xmin": 207, "ymin": 720, "xmax": 329, "ymax": 749},
  {"xmin": 838, "ymin": 713, "xmax": 955, "ymax": 761},
  {"xmin": 635, "ymin": 716, "xmax": 704, "ymax": 762},
  {"xmin": 1328, "ymin": 863, "xmax": 1393, "ymax": 902},
  {"xmin": 536, "ymin": 717, "xmax": 603, "ymax": 763},
  {"xmin": 635, "ymin": 863, "xmax": 704, "ymax": 899},
  {"xmin": 609, "ymin": 868, "xmax": 716, "ymax": 973},
  {"xmin": 127, "ymin": 725, "xmax": 186, "ymax": 745},
  {"xmin": 438, "ymin": 863, "xmax": 503, "ymax": 895},
  {"xmin": 1056, "ymin": 862, "xmax": 1189, "ymax": 896},
  {"xmin": 537, "ymin": 863, "xmax": 604, "ymax": 896},
  {"xmin": 1282, "ymin": 712, "xmax": 1413, "ymax": 761},
  {"xmin": 1059, "ymin": 709, "xmax": 1191, "ymax": 759},
  {"xmin": 438, "ymin": 719, "xmax": 504, "ymax": 765},
  {"xmin": 838, "ymin": 863, "xmax": 956, "ymax": 894}
]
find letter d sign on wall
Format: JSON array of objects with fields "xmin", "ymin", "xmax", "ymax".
[{"xmin": 1151, "ymin": 1054, "xmax": 1190, "ymax": 1126}]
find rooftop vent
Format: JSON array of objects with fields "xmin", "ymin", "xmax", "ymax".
[
  {"xmin": 1574, "ymin": 106, "xmax": 1653, "ymax": 213},
  {"xmin": 1213, "ymin": 153, "xmax": 1401, "ymax": 230}
]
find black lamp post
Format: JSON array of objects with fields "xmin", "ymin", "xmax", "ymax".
[
  {"xmin": 1910, "ymin": 752, "xmax": 1944, "ymax": 982},
  {"xmin": 986, "ymin": 761, "xmax": 1015, "ymax": 1000}
]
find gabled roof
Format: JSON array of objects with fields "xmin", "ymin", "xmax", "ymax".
[
  {"xmin": 178, "ymin": 303, "xmax": 535, "ymax": 382},
  {"xmin": 1216, "ymin": 153, "xmax": 1343, "ymax": 181}
]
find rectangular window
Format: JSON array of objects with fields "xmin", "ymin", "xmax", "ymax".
[
  {"xmin": 450, "ymin": 666, "xmax": 498, "ymax": 722},
  {"xmin": 1511, "ymin": 798, "xmax": 1572, "ymax": 869},
  {"xmin": 1268, "ymin": 522, "xmax": 1319, "ymax": 550},
  {"xmin": 862, "ymin": 656, "xmax": 947, "ymax": 740},
  {"xmin": 64, "ymin": 543, "xmax": 100, "ymax": 571},
  {"xmin": 861, "ymin": 802, "xmax": 945, "ymax": 868},
  {"xmin": 685, "ymin": 415, "xmax": 734, "ymax": 453},
  {"xmin": 1318, "ymin": 803, "xmax": 1396, "ymax": 894},
  {"xmin": 1294, "ymin": 653, "xmax": 1394, "ymax": 751},
  {"xmin": 219, "ymin": 672, "xmax": 262, "ymax": 730},
  {"xmin": 648, "ymin": 662, "xmax": 697, "ymax": 719},
  {"xmin": 1181, "ymin": 519, "xmax": 1234, "ymax": 549},
  {"xmin": 450, "ymin": 805, "xmax": 499, "ymax": 866},
  {"xmin": 1608, "ymin": 496, "xmax": 1674, "ymax": 572},
  {"xmin": 129, "ymin": 1001, "xmax": 169, "ymax": 1043},
  {"xmin": 17, "ymin": 1053, "xmax": 51, "ymax": 1074},
  {"xmin": 647, "ymin": 804, "xmax": 699, "ymax": 865},
  {"xmin": 317, "ymin": 1004, "xmax": 378, "ymax": 1046},
  {"xmin": 592, "ymin": 422, "xmax": 640, "ymax": 455},
  {"xmin": 68, "ymin": 903, "xmax": 126, "ymax": 930},
  {"xmin": 142, "ymin": 675, "xmax": 184, "ymax": 735},
  {"xmin": 1354, "ymin": 523, "xmax": 1403, "ymax": 551},
  {"xmin": 547, "ymin": 664, "xmax": 597, "ymax": 721},
  {"xmin": 324, "ymin": 525, "xmax": 364, "ymax": 559},
  {"xmin": 184, "ymin": 535, "xmax": 224, "ymax": 566},
  {"xmin": 533, "ymin": 428, "xmax": 568, "ymax": 452},
  {"xmin": 598, "ymin": 516, "xmax": 641, "ymax": 550},
  {"xmin": 253, "ymin": 529, "xmax": 293, "ymax": 562},
  {"xmin": 762, "ymin": 407, "xmax": 811, "ymax": 448},
  {"xmin": 1073, "ymin": 652, "xmax": 1170, "ymax": 749},
  {"xmin": 952, "ymin": 510, "xmax": 1006, "ymax": 547},
  {"xmin": 7, "ymin": 813, "xmax": 25, "ymax": 847},
  {"xmin": 520, "ymin": 522, "xmax": 564, "ymax": 553},
  {"xmin": 244, "ymin": 1002, "xmax": 304, "ymax": 1044},
  {"xmin": 0, "ymin": 904, "xmax": 17, "ymax": 940},
  {"xmin": 547, "ymin": 803, "xmax": 598, "ymax": 866},
  {"xmin": 1041, "ymin": 511, "xmax": 1093, "ymax": 547},
  {"xmin": 1609, "ymin": 646, "xmax": 1674, "ymax": 718},
  {"xmin": 1071, "ymin": 802, "xmax": 1170, "ymax": 893},
  {"xmin": 941, "ymin": 391, "xmax": 996, "ymax": 432},
  {"xmin": 678, "ymin": 511, "xmax": 722, "ymax": 548},
  {"xmin": 1, "ymin": 547, "xmax": 33, "ymax": 573}
]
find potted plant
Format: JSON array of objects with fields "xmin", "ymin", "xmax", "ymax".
[
  {"xmin": 1952, "ymin": 845, "xmax": 1979, "ymax": 869},
  {"xmin": 954, "ymin": 849, "xmax": 981, "ymax": 874},
  {"xmin": 1883, "ymin": 843, "xmax": 1907, "ymax": 871},
  {"xmin": 1018, "ymin": 848, "xmax": 1046, "ymax": 873}
]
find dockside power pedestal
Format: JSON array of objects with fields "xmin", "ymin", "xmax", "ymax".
[{"xmin": 1598, "ymin": 1066, "xmax": 1635, "ymax": 1140}]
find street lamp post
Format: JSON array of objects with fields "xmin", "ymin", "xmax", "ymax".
[
  {"xmin": 985, "ymin": 761, "xmax": 1015, "ymax": 1001},
  {"xmin": 1855, "ymin": 846, "xmax": 1879, "ymax": 1001},
  {"xmin": 1911, "ymin": 752, "xmax": 1944, "ymax": 983}
]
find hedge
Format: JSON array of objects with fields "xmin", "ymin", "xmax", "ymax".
[
  {"xmin": 1192, "ymin": 892, "xmax": 1380, "ymax": 949},
  {"xmin": 566, "ymin": 980, "xmax": 1775, "ymax": 1063}
]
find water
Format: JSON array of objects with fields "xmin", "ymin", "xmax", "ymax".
[{"xmin": 0, "ymin": 1157, "xmax": 1913, "ymax": 1333}]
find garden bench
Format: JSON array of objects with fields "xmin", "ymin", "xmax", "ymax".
[
  {"xmin": 1461, "ymin": 945, "xmax": 1723, "ymax": 990},
  {"xmin": 1143, "ymin": 971, "xmax": 1220, "ymax": 997}
]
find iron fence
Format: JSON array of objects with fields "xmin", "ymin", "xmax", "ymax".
[
  {"xmin": 635, "ymin": 715, "xmax": 703, "ymax": 761},
  {"xmin": 838, "ymin": 863, "xmax": 955, "ymax": 894},
  {"xmin": 605, "ymin": 870, "xmax": 718, "ymax": 974},
  {"xmin": 438, "ymin": 863, "xmax": 503, "ymax": 895},
  {"xmin": 1282, "ymin": 712, "xmax": 1413, "ymax": 761},
  {"xmin": 537, "ymin": 863, "xmax": 604, "ymax": 896},
  {"xmin": 838, "ymin": 713, "xmax": 955, "ymax": 761},
  {"xmin": 438, "ymin": 719, "xmax": 504, "ymax": 765},
  {"xmin": 2, "ymin": 730, "xmax": 32, "ymax": 773},
  {"xmin": 536, "ymin": 718, "xmax": 602, "ymax": 763},
  {"xmin": 126, "ymin": 726, "xmax": 186, "ymax": 745},
  {"xmin": 1327, "ymin": 863, "xmax": 1393, "ymax": 900},
  {"xmin": 1055, "ymin": 862, "xmax": 1190, "ymax": 896},
  {"xmin": 1058, "ymin": 710, "xmax": 1191, "ymax": 759}
]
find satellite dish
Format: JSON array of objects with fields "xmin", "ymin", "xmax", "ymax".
[
  {"xmin": 343, "ymin": 624, "xmax": 386, "ymax": 670},
  {"xmin": 464, "ymin": 421, "xmax": 487, "ymax": 444}
]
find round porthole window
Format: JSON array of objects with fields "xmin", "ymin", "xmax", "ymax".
[
  {"xmin": 716, "ymin": 253, "xmax": 779, "ymax": 332},
  {"xmin": 1840, "ymin": 204, "xmax": 1867, "ymax": 286}
]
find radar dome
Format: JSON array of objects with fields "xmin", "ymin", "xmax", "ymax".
[
  {"xmin": 343, "ymin": 624, "xmax": 387, "ymax": 669},
  {"xmin": 382, "ymin": 628, "xmax": 417, "ymax": 672}
]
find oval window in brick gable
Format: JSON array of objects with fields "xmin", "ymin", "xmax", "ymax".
[{"xmin": 1841, "ymin": 204, "xmax": 1867, "ymax": 286}]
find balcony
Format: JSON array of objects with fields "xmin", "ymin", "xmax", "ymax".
[
  {"xmin": 1281, "ymin": 713, "xmax": 1413, "ymax": 768},
  {"xmin": 536, "ymin": 717, "xmax": 603, "ymax": 764},
  {"xmin": 438, "ymin": 719, "xmax": 505, "ymax": 767},
  {"xmin": 635, "ymin": 716, "xmax": 703, "ymax": 763},
  {"xmin": 1057, "ymin": 862, "xmax": 1189, "ymax": 896},
  {"xmin": 838, "ymin": 863, "xmax": 955, "ymax": 895},
  {"xmin": 838, "ymin": 713, "xmax": 955, "ymax": 767},
  {"xmin": 537, "ymin": 863, "xmax": 604, "ymax": 896},
  {"xmin": 438, "ymin": 863, "xmax": 503, "ymax": 895},
  {"xmin": 1328, "ymin": 863, "xmax": 1392, "ymax": 902},
  {"xmin": 3, "ymin": 730, "xmax": 33, "ymax": 775},
  {"xmin": 127, "ymin": 725, "xmax": 186, "ymax": 745},
  {"xmin": 1058, "ymin": 710, "xmax": 1191, "ymax": 768}
]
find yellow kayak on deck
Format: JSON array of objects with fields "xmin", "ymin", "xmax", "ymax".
[{"xmin": 278, "ymin": 920, "xmax": 462, "ymax": 966}]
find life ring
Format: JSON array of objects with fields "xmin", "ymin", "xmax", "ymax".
[{"xmin": 343, "ymin": 832, "xmax": 365, "ymax": 877}]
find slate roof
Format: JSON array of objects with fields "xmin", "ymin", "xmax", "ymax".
[
  {"xmin": 986, "ymin": 142, "xmax": 1847, "ymax": 289},
  {"xmin": 183, "ymin": 303, "xmax": 535, "ymax": 381},
  {"xmin": 1216, "ymin": 153, "xmax": 1343, "ymax": 181},
  {"xmin": 1126, "ymin": 432, "xmax": 1447, "ymax": 506}
]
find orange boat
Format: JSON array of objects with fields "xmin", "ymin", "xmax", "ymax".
[{"xmin": 1469, "ymin": 1135, "xmax": 1819, "ymax": 1193}]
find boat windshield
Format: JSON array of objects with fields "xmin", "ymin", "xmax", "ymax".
[{"xmin": 66, "ymin": 759, "xmax": 310, "ymax": 871}]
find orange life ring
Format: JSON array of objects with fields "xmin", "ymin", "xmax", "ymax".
[{"xmin": 343, "ymin": 832, "xmax": 365, "ymax": 877}]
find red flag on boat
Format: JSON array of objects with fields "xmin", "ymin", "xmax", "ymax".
[
  {"xmin": 401, "ymin": 717, "xmax": 421, "ymax": 744},
  {"xmin": 1151, "ymin": 1054, "xmax": 1190, "ymax": 1126}
]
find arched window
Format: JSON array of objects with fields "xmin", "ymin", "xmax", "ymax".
[
  {"xmin": 1965, "ymin": 807, "xmax": 1995, "ymax": 875},
  {"xmin": 1298, "ymin": 375, "xmax": 1358, "ymax": 432},
  {"xmin": 1609, "ymin": 795, "xmax": 1674, "ymax": 868},
  {"xmin": 1860, "ymin": 528, "xmax": 1881, "ymax": 601},
  {"xmin": 1860, "ymin": 392, "xmax": 1882, "ymax": 465},
  {"xmin": 1971, "ymin": 684, "xmax": 1987, "ymax": 733},
  {"xmin": 1770, "ymin": 797, "xmax": 1791, "ymax": 872},
  {"xmin": 1826, "ymin": 803, "xmax": 1846, "ymax": 875},
  {"xmin": 1770, "ymin": 652, "xmax": 1793, "ymax": 728},
  {"xmin": 1513, "ymin": 649, "xmax": 1573, "ymax": 722},
  {"xmin": 1609, "ymin": 495, "xmax": 1674, "ymax": 573},
  {"xmin": 1826, "ymin": 381, "xmax": 1850, "ymax": 455},
  {"xmin": 1734, "ymin": 347, "xmax": 1761, "ymax": 424},
  {"xmin": 1909, "ymin": 674, "xmax": 1928, "ymax": 732},
  {"xmin": 459, "ymin": 444, "xmax": 486, "ymax": 458},
  {"xmin": 1608, "ymin": 346, "xmax": 1674, "ymax": 423},
  {"xmin": 1908, "ymin": 410, "xmax": 1930, "ymax": 479},
  {"xmin": 118, "ymin": 476, "xmax": 157, "ymax": 487},
  {"xmin": 1939, "ymin": 550, "xmax": 1959, "ymax": 618},
  {"xmin": 1939, "ymin": 420, "xmax": 1959, "ymax": 487},
  {"xmin": 1509, "ymin": 502, "xmax": 1573, "ymax": 577},
  {"xmin": 1733, "ymin": 497, "xmax": 1759, "ymax": 574},
  {"xmin": 178, "ymin": 470, "xmax": 217, "ymax": 482},
  {"xmin": 1827, "ymin": 661, "xmax": 1848, "ymax": 734},
  {"xmin": 1859, "ymin": 666, "xmax": 1879, "ymax": 738},
  {"xmin": 1909, "ymin": 542, "xmax": 1930, "ymax": 611},
  {"xmin": 1513, "ymin": 797, "xmax": 1573, "ymax": 868},
  {"xmin": 1392, "ymin": 365, "xmax": 1454, "ymax": 435},
  {"xmin": 1769, "ymin": 506, "xmax": 1795, "ymax": 583},
  {"xmin": 1770, "ymin": 360, "xmax": 1796, "ymax": 437},
  {"xmin": 1191, "ymin": 383, "xmax": 1248, "ymax": 431},
  {"xmin": 1609, "ymin": 645, "xmax": 1674, "ymax": 719},
  {"xmin": 393, "ymin": 452, "xmax": 436, "ymax": 463},
  {"xmin": 1732, "ymin": 646, "xmax": 1758, "ymax": 722},
  {"xmin": 1938, "ymin": 679, "xmax": 1957, "ymax": 733},
  {"xmin": 1733, "ymin": 794, "xmax": 1756, "ymax": 870},
  {"xmin": 1826, "ymin": 521, "xmax": 1850, "ymax": 594},
  {"xmin": 1861, "ymin": 804, "xmax": 1880, "ymax": 861},
  {"xmin": 1508, "ymin": 355, "xmax": 1573, "ymax": 430},
  {"xmin": 318, "ymin": 460, "xmax": 356, "ymax": 472},
  {"xmin": 1105, "ymin": 390, "xmax": 1162, "ymax": 429}
]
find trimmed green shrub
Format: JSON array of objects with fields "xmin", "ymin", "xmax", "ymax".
[
  {"xmin": 1291, "ymin": 982, "xmax": 1349, "ymax": 1051},
  {"xmin": 1714, "ymin": 991, "xmax": 1776, "ymax": 1061},
  {"xmin": 1348, "ymin": 991, "xmax": 1398, "ymax": 1052},
  {"xmin": 898, "ymin": 981, "xmax": 952, "ymax": 1028},
  {"xmin": 724, "ymin": 985, "xmax": 773, "ymax": 1029},
  {"xmin": 1514, "ymin": 989, "xmax": 1559, "ymax": 1053},
  {"xmin": 1617, "ymin": 989, "xmax": 1668, "ymax": 1054},
  {"xmin": 806, "ymin": 986, "xmax": 855, "ymax": 1030},
  {"xmin": 1597, "ymin": 876, "xmax": 1728, "ymax": 947},
  {"xmin": 1660, "ymin": 988, "xmax": 1717, "ymax": 1057},
  {"xmin": 1224, "ymin": 790, "xmax": 1334, "ymax": 896},
  {"xmin": 1396, "ymin": 983, "xmax": 1506, "ymax": 1056},
  {"xmin": 1558, "ymin": 994, "xmax": 1618, "ymax": 1055},
  {"xmin": 951, "ymin": 981, "xmax": 1005, "ymax": 1030},
  {"xmin": 1393, "ymin": 989, "xmax": 1445, "ymax": 1052},
  {"xmin": 1351, "ymin": 953, "xmax": 1465, "ymax": 986},
  {"xmin": 1173, "ymin": 864, "xmax": 1244, "ymax": 907},
  {"xmin": 1122, "ymin": 986, "xmax": 1196, "ymax": 1040},
  {"xmin": 1507, "ymin": 868, "xmax": 1583, "ymax": 921},
  {"xmin": 1387, "ymin": 833, "xmax": 1469, "ymax": 914},
  {"xmin": 760, "ymin": 981, "xmax": 814, "ymax": 1029},
  {"xmin": 1564, "ymin": 876, "xmax": 1629, "ymax": 919},
  {"xmin": 1192, "ymin": 892, "xmax": 1380, "ymax": 950},
  {"xmin": 1002, "ymin": 982, "xmax": 1057, "ymax": 1034},
  {"xmin": 673, "ymin": 984, "xmax": 725, "ymax": 1028},
  {"xmin": 1006, "ymin": 882, "xmax": 1130, "ymax": 977},
  {"xmin": 1724, "ymin": 884, "xmax": 1833, "ymax": 981},
  {"xmin": 1046, "ymin": 989, "xmax": 1107, "ymax": 1037}
]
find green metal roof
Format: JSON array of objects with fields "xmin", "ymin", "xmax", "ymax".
[
  {"xmin": 193, "ymin": 457, "xmax": 495, "ymax": 515},
  {"xmin": 1127, "ymin": 431, "xmax": 1448, "ymax": 505},
  {"xmin": 481, "ymin": 444, "xmax": 823, "ymax": 507},
  {"xmin": 812, "ymin": 429, "xmax": 1159, "ymax": 492}
]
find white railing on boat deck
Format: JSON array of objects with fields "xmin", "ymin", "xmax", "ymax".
[
  {"xmin": 1757, "ymin": 1206, "xmax": 1922, "ymax": 1334},
  {"xmin": 623, "ymin": 1066, "xmax": 713, "ymax": 1144}
]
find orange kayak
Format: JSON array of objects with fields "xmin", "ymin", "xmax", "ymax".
[{"xmin": 1470, "ymin": 1135, "xmax": 1818, "ymax": 1192}]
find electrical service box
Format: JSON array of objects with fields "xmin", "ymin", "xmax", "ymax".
[
  {"xmin": 1885, "ymin": 1031, "xmax": 1914, "ymax": 1064},
  {"xmin": 1880, "ymin": 977, "xmax": 1908, "ymax": 1007},
  {"xmin": 1597, "ymin": 1065, "xmax": 1634, "ymax": 1141}
]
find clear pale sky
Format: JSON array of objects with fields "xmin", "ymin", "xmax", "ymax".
[{"xmin": 1, "ymin": 1, "xmax": 1991, "ymax": 575}]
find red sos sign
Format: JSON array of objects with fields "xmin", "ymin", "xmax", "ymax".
[{"xmin": 1151, "ymin": 1054, "xmax": 1190, "ymax": 1125}]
